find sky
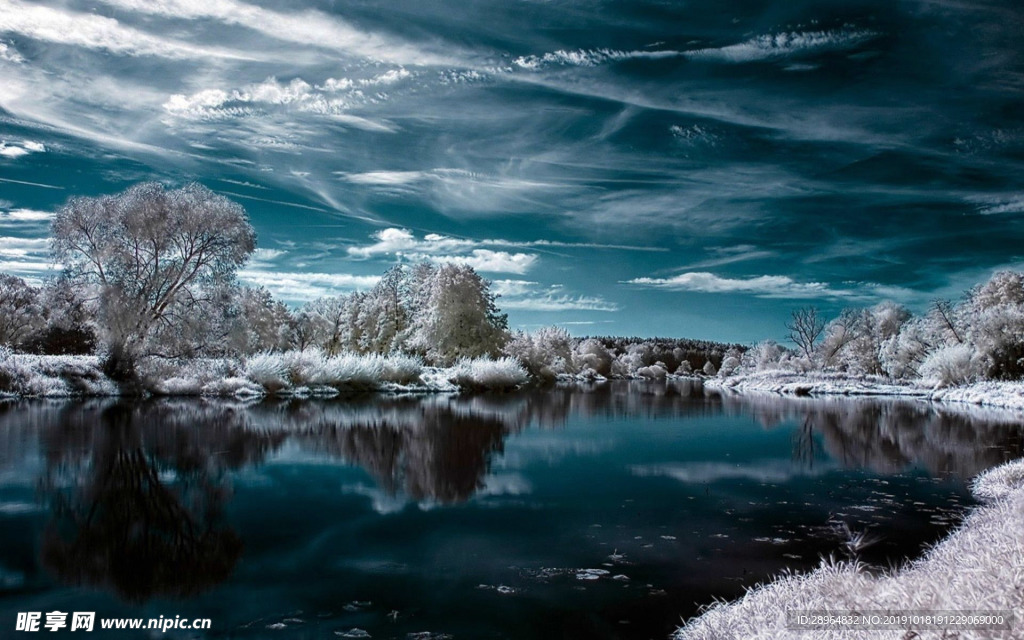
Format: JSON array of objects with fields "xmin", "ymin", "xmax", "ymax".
[{"xmin": 0, "ymin": 0, "xmax": 1022, "ymax": 343}]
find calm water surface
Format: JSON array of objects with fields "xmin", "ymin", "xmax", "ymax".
[{"xmin": 0, "ymin": 380, "xmax": 1022, "ymax": 639}]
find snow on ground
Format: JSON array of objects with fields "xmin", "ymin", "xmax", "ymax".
[
  {"xmin": 707, "ymin": 370, "xmax": 1024, "ymax": 412},
  {"xmin": 675, "ymin": 458, "xmax": 1024, "ymax": 640}
]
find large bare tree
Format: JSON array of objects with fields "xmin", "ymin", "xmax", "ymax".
[{"xmin": 51, "ymin": 182, "xmax": 256, "ymax": 377}]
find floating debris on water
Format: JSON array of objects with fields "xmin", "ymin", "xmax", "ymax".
[{"xmin": 576, "ymin": 568, "xmax": 610, "ymax": 580}]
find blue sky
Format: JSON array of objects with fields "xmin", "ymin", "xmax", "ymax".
[{"xmin": 0, "ymin": 0, "xmax": 1022, "ymax": 342}]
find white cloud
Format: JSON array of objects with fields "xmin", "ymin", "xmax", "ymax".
[
  {"xmin": 239, "ymin": 268, "xmax": 379, "ymax": 302},
  {"xmin": 0, "ymin": 0, "xmax": 258, "ymax": 60},
  {"xmin": 347, "ymin": 228, "xmax": 661, "ymax": 273},
  {"xmin": 435, "ymin": 249, "xmax": 536, "ymax": 274},
  {"xmin": 688, "ymin": 29, "xmax": 878, "ymax": 64},
  {"xmin": 343, "ymin": 171, "xmax": 426, "ymax": 186},
  {"xmin": 972, "ymin": 195, "xmax": 1024, "ymax": 215},
  {"xmin": 346, "ymin": 228, "xmax": 536, "ymax": 274},
  {"xmin": 0, "ymin": 208, "xmax": 52, "ymax": 222},
  {"xmin": 0, "ymin": 235, "xmax": 56, "ymax": 279},
  {"xmin": 250, "ymin": 247, "xmax": 286, "ymax": 262},
  {"xmin": 0, "ymin": 140, "xmax": 44, "ymax": 158},
  {"xmin": 500, "ymin": 293, "xmax": 619, "ymax": 312},
  {"xmin": 0, "ymin": 41, "xmax": 23, "ymax": 63},
  {"xmin": 511, "ymin": 48, "xmax": 683, "ymax": 70},
  {"xmin": 626, "ymin": 272, "xmax": 834, "ymax": 298},
  {"xmin": 163, "ymin": 72, "xmax": 413, "ymax": 121},
  {"xmin": 96, "ymin": 0, "xmax": 460, "ymax": 66},
  {"xmin": 492, "ymin": 279, "xmax": 619, "ymax": 312}
]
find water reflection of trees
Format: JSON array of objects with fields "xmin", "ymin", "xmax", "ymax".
[
  {"xmin": 1, "ymin": 383, "xmax": 1021, "ymax": 603},
  {"xmin": 31, "ymin": 401, "xmax": 282, "ymax": 602},
  {"xmin": 713, "ymin": 392, "xmax": 1024, "ymax": 478}
]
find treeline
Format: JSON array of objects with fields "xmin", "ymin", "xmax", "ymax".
[
  {"xmin": 0, "ymin": 182, "xmax": 735, "ymax": 386},
  {"xmin": 501, "ymin": 327, "xmax": 745, "ymax": 381},
  {"xmin": 737, "ymin": 270, "xmax": 1024, "ymax": 387}
]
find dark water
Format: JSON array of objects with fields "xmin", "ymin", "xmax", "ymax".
[{"xmin": 0, "ymin": 381, "xmax": 1022, "ymax": 639}]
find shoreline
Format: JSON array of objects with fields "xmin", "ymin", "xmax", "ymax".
[
  {"xmin": 0, "ymin": 352, "xmax": 530, "ymax": 399},
  {"xmin": 675, "ymin": 458, "xmax": 1024, "ymax": 640},
  {"xmin": 705, "ymin": 370, "xmax": 1024, "ymax": 412}
]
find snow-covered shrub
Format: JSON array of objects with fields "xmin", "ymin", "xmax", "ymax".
[
  {"xmin": 504, "ymin": 326, "xmax": 575, "ymax": 381},
  {"xmin": 573, "ymin": 339, "xmax": 613, "ymax": 377},
  {"xmin": 636, "ymin": 363, "xmax": 668, "ymax": 379},
  {"xmin": 381, "ymin": 354, "xmax": 424, "ymax": 385},
  {"xmin": 201, "ymin": 376, "xmax": 265, "ymax": 397},
  {"xmin": 278, "ymin": 349, "xmax": 327, "ymax": 386},
  {"xmin": 244, "ymin": 352, "xmax": 289, "ymax": 392},
  {"xmin": 741, "ymin": 340, "xmax": 786, "ymax": 372},
  {"xmin": 448, "ymin": 357, "xmax": 528, "ymax": 391},
  {"xmin": 674, "ymin": 360, "xmax": 693, "ymax": 375},
  {"xmin": 316, "ymin": 353, "xmax": 385, "ymax": 389},
  {"xmin": 718, "ymin": 356, "xmax": 740, "ymax": 377},
  {"xmin": 702, "ymin": 360, "xmax": 717, "ymax": 376},
  {"xmin": 919, "ymin": 344, "xmax": 980, "ymax": 387}
]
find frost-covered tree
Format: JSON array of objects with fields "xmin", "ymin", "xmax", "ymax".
[
  {"xmin": 226, "ymin": 286, "xmax": 292, "ymax": 355},
  {"xmin": 358, "ymin": 266, "xmax": 409, "ymax": 355},
  {"xmin": 407, "ymin": 263, "xmax": 509, "ymax": 365},
  {"xmin": 0, "ymin": 274, "xmax": 43, "ymax": 347},
  {"xmin": 821, "ymin": 303, "xmax": 911, "ymax": 374},
  {"xmin": 504, "ymin": 326, "xmax": 575, "ymax": 381},
  {"xmin": 574, "ymin": 338, "xmax": 614, "ymax": 377},
  {"xmin": 51, "ymin": 183, "xmax": 256, "ymax": 377},
  {"xmin": 741, "ymin": 340, "xmax": 786, "ymax": 372},
  {"xmin": 962, "ymin": 270, "xmax": 1024, "ymax": 379}
]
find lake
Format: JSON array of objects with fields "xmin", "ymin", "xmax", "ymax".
[{"xmin": 1, "ymin": 380, "xmax": 1021, "ymax": 639}]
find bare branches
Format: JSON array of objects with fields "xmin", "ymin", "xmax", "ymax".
[{"xmin": 786, "ymin": 306, "xmax": 825, "ymax": 360}]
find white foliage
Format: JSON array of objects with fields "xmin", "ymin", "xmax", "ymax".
[
  {"xmin": 718, "ymin": 356, "xmax": 740, "ymax": 377},
  {"xmin": 244, "ymin": 352, "xmax": 289, "ymax": 391},
  {"xmin": 504, "ymin": 326, "xmax": 575, "ymax": 380},
  {"xmin": 918, "ymin": 344, "xmax": 980, "ymax": 387},
  {"xmin": 447, "ymin": 357, "xmax": 529, "ymax": 390}
]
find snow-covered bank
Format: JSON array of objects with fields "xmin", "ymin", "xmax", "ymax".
[
  {"xmin": 676, "ymin": 458, "xmax": 1024, "ymax": 640},
  {"xmin": 0, "ymin": 351, "xmax": 529, "ymax": 398},
  {"xmin": 708, "ymin": 370, "xmax": 1024, "ymax": 411}
]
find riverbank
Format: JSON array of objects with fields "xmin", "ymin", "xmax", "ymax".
[
  {"xmin": 0, "ymin": 351, "xmax": 530, "ymax": 398},
  {"xmin": 707, "ymin": 370, "xmax": 1024, "ymax": 412},
  {"xmin": 676, "ymin": 457, "xmax": 1024, "ymax": 640}
]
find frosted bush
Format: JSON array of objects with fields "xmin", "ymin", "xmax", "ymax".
[
  {"xmin": 741, "ymin": 340, "xmax": 786, "ymax": 372},
  {"xmin": 702, "ymin": 360, "xmax": 717, "ymax": 376},
  {"xmin": 718, "ymin": 356, "xmax": 740, "ymax": 377},
  {"xmin": 381, "ymin": 354, "xmax": 424, "ymax": 384},
  {"xmin": 154, "ymin": 376, "xmax": 203, "ymax": 395},
  {"xmin": 245, "ymin": 352, "xmax": 289, "ymax": 392},
  {"xmin": 573, "ymin": 339, "xmax": 613, "ymax": 377},
  {"xmin": 504, "ymin": 327, "xmax": 575, "ymax": 380},
  {"xmin": 448, "ymin": 357, "xmax": 528, "ymax": 391},
  {"xmin": 278, "ymin": 349, "xmax": 326, "ymax": 386},
  {"xmin": 318, "ymin": 353, "xmax": 385, "ymax": 388},
  {"xmin": 674, "ymin": 360, "xmax": 693, "ymax": 375},
  {"xmin": 636, "ymin": 363, "xmax": 667, "ymax": 379},
  {"xmin": 918, "ymin": 344, "xmax": 979, "ymax": 387}
]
